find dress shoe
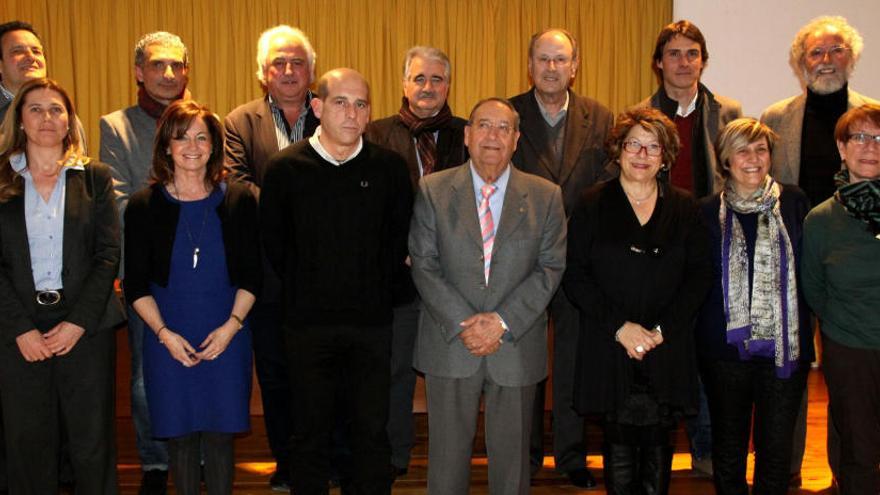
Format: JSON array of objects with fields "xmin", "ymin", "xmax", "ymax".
[
  {"xmin": 691, "ymin": 456, "xmax": 714, "ymax": 477},
  {"xmin": 566, "ymin": 467, "xmax": 598, "ymax": 489},
  {"xmin": 269, "ymin": 470, "xmax": 291, "ymax": 492},
  {"xmin": 139, "ymin": 469, "xmax": 168, "ymax": 495}
]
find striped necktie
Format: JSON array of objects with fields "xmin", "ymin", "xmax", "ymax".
[{"xmin": 479, "ymin": 183, "xmax": 497, "ymax": 284}]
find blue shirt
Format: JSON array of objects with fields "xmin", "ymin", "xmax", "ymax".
[
  {"xmin": 11, "ymin": 153, "xmax": 85, "ymax": 290},
  {"xmin": 469, "ymin": 161, "xmax": 511, "ymax": 238}
]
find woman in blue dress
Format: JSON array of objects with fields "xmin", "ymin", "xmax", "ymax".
[{"xmin": 123, "ymin": 100, "xmax": 260, "ymax": 495}]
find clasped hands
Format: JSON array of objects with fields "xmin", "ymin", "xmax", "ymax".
[
  {"xmin": 16, "ymin": 321, "xmax": 85, "ymax": 362},
  {"xmin": 160, "ymin": 318, "xmax": 240, "ymax": 367},
  {"xmin": 459, "ymin": 312, "xmax": 506, "ymax": 356},
  {"xmin": 616, "ymin": 321, "xmax": 663, "ymax": 361}
]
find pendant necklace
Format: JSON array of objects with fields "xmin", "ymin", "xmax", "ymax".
[
  {"xmin": 624, "ymin": 185, "xmax": 657, "ymax": 206},
  {"xmin": 172, "ymin": 181, "xmax": 210, "ymax": 269}
]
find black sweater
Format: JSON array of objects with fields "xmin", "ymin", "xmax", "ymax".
[
  {"xmin": 259, "ymin": 140, "xmax": 413, "ymax": 328},
  {"xmin": 123, "ymin": 181, "xmax": 262, "ymax": 304}
]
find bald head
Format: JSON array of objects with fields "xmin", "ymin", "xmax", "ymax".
[{"xmin": 316, "ymin": 68, "xmax": 370, "ymax": 102}]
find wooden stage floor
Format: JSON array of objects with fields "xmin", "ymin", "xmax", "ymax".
[{"xmin": 111, "ymin": 332, "xmax": 837, "ymax": 494}]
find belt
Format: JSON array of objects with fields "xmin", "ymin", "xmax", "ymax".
[{"xmin": 35, "ymin": 289, "xmax": 64, "ymax": 306}]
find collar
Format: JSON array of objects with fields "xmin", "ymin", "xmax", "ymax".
[
  {"xmin": 308, "ymin": 126, "xmax": 363, "ymax": 165},
  {"xmin": 0, "ymin": 82, "xmax": 14, "ymax": 102},
  {"xmin": 677, "ymin": 90, "xmax": 698, "ymax": 117},
  {"xmin": 469, "ymin": 160, "xmax": 512, "ymax": 191},
  {"xmin": 534, "ymin": 90, "xmax": 569, "ymax": 126},
  {"xmin": 10, "ymin": 152, "xmax": 87, "ymax": 174},
  {"xmin": 268, "ymin": 90, "xmax": 313, "ymax": 114}
]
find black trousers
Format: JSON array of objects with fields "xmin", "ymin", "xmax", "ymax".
[
  {"xmin": 822, "ymin": 334, "xmax": 880, "ymax": 495},
  {"xmin": 249, "ymin": 302, "xmax": 293, "ymax": 476},
  {"xmin": 700, "ymin": 359, "xmax": 807, "ymax": 495},
  {"xmin": 0, "ymin": 304, "xmax": 117, "ymax": 495},
  {"xmin": 168, "ymin": 431, "xmax": 234, "ymax": 495},
  {"xmin": 286, "ymin": 323, "xmax": 392, "ymax": 495}
]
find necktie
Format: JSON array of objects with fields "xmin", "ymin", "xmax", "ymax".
[{"xmin": 479, "ymin": 183, "xmax": 497, "ymax": 284}]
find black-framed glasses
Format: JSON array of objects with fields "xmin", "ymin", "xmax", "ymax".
[
  {"xmin": 623, "ymin": 140, "xmax": 662, "ymax": 157},
  {"xmin": 848, "ymin": 132, "xmax": 880, "ymax": 146}
]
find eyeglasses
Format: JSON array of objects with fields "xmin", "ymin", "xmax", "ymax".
[
  {"xmin": 806, "ymin": 45, "xmax": 850, "ymax": 63},
  {"xmin": 848, "ymin": 132, "xmax": 880, "ymax": 146},
  {"xmin": 471, "ymin": 120, "xmax": 515, "ymax": 136},
  {"xmin": 623, "ymin": 140, "xmax": 662, "ymax": 157}
]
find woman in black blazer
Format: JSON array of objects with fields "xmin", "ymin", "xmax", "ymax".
[{"xmin": 0, "ymin": 78, "xmax": 124, "ymax": 494}]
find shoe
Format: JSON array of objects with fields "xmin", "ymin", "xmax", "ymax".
[
  {"xmin": 139, "ymin": 469, "xmax": 168, "ymax": 495},
  {"xmin": 566, "ymin": 467, "xmax": 598, "ymax": 489},
  {"xmin": 269, "ymin": 470, "xmax": 291, "ymax": 492},
  {"xmin": 691, "ymin": 456, "xmax": 714, "ymax": 477}
]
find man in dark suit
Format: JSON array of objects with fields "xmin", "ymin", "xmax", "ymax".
[
  {"xmin": 364, "ymin": 45, "xmax": 467, "ymax": 479},
  {"xmin": 509, "ymin": 28, "xmax": 612, "ymax": 488},
  {"xmin": 410, "ymin": 97, "xmax": 566, "ymax": 494},
  {"xmin": 223, "ymin": 25, "xmax": 319, "ymax": 491}
]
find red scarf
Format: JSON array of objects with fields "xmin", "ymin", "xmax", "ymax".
[
  {"xmin": 397, "ymin": 97, "xmax": 453, "ymax": 176},
  {"xmin": 137, "ymin": 85, "xmax": 186, "ymax": 122}
]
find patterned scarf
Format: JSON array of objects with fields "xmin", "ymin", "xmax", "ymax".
[
  {"xmin": 397, "ymin": 97, "xmax": 453, "ymax": 176},
  {"xmin": 834, "ymin": 168, "xmax": 880, "ymax": 237},
  {"xmin": 720, "ymin": 176, "xmax": 800, "ymax": 377}
]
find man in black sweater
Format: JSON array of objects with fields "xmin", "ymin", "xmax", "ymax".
[{"xmin": 260, "ymin": 68, "xmax": 412, "ymax": 495}]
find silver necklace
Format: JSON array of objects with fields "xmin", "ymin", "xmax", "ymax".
[
  {"xmin": 171, "ymin": 182, "xmax": 210, "ymax": 269},
  {"xmin": 624, "ymin": 185, "xmax": 657, "ymax": 206}
]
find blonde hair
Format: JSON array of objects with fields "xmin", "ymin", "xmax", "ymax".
[{"xmin": 715, "ymin": 118, "xmax": 778, "ymax": 179}]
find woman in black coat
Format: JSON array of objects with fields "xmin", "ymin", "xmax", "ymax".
[{"xmin": 564, "ymin": 107, "xmax": 712, "ymax": 494}]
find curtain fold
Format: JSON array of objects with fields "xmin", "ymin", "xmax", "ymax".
[{"xmin": 1, "ymin": 0, "xmax": 671, "ymax": 149}]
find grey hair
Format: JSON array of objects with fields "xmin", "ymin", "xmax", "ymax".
[
  {"xmin": 134, "ymin": 31, "xmax": 188, "ymax": 67},
  {"xmin": 402, "ymin": 46, "xmax": 451, "ymax": 81},
  {"xmin": 789, "ymin": 16, "xmax": 863, "ymax": 83},
  {"xmin": 256, "ymin": 25, "xmax": 316, "ymax": 84}
]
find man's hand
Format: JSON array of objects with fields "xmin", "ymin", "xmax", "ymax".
[
  {"xmin": 16, "ymin": 329, "xmax": 53, "ymax": 362},
  {"xmin": 43, "ymin": 321, "xmax": 86, "ymax": 356},
  {"xmin": 459, "ymin": 312, "xmax": 506, "ymax": 356}
]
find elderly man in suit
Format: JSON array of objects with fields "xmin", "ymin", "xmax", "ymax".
[
  {"xmin": 760, "ymin": 16, "xmax": 877, "ymax": 489},
  {"xmin": 410, "ymin": 97, "xmax": 566, "ymax": 494},
  {"xmin": 99, "ymin": 30, "xmax": 190, "ymax": 495},
  {"xmin": 223, "ymin": 24, "xmax": 319, "ymax": 491},
  {"xmin": 364, "ymin": 45, "xmax": 467, "ymax": 479},
  {"xmin": 508, "ymin": 28, "xmax": 611, "ymax": 488}
]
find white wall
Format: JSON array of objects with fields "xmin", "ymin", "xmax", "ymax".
[{"xmin": 674, "ymin": 0, "xmax": 880, "ymax": 117}]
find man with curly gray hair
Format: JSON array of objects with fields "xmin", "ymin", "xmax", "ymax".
[{"xmin": 760, "ymin": 15, "xmax": 877, "ymax": 490}]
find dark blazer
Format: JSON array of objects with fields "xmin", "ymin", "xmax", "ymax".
[
  {"xmin": 510, "ymin": 88, "xmax": 614, "ymax": 217},
  {"xmin": 224, "ymin": 96, "xmax": 320, "ymax": 192},
  {"xmin": 0, "ymin": 161, "xmax": 124, "ymax": 343},
  {"xmin": 123, "ymin": 181, "xmax": 261, "ymax": 304},
  {"xmin": 365, "ymin": 114, "xmax": 469, "ymax": 190}
]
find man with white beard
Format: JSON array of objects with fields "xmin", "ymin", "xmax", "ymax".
[{"xmin": 761, "ymin": 15, "xmax": 877, "ymax": 489}]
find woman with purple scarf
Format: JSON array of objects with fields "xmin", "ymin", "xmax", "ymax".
[{"xmin": 696, "ymin": 117, "xmax": 814, "ymax": 494}]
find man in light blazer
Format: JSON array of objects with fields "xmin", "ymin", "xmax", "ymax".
[
  {"xmin": 760, "ymin": 16, "xmax": 877, "ymax": 488},
  {"xmin": 508, "ymin": 28, "xmax": 611, "ymax": 488},
  {"xmin": 410, "ymin": 98, "xmax": 566, "ymax": 495}
]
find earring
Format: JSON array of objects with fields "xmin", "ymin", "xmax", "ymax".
[{"xmin": 660, "ymin": 164, "xmax": 669, "ymax": 172}]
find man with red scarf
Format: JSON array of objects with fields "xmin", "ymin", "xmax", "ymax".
[
  {"xmin": 99, "ymin": 31, "xmax": 190, "ymax": 495},
  {"xmin": 365, "ymin": 45, "xmax": 467, "ymax": 480}
]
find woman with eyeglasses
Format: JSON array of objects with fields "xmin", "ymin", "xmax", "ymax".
[
  {"xmin": 564, "ymin": 107, "xmax": 712, "ymax": 494},
  {"xmin": 0, "ymin": 78, "xmax": 124, "ymax": 493},
  {"xmin": 695, "ymin": 118, "xmax": 814, "ymax": 494},
  {"xmin": 801, "ymin": 103, "xmax": 880, "ymax": 495}
]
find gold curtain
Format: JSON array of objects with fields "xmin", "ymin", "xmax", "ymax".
[{"xmin": 1, "ymin": 0, "xmax": 671, "ymax": 150}]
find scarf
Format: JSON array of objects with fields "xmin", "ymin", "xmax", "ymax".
[
  {"xmin": 720, "ymin": 176, "xmax": 800, "ymax": 377},
  {"xmin": 834, "ymin": 168, "xmax": 880, "ymax": 237},
  {"xmin": 137, "ymin": 85, "xmax": 185, "ymax": 121},
  {"xmin": 397, "ymin": 97, "xmax": 453, "ymax": 176}
]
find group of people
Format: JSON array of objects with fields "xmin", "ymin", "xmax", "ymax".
[{"xmin": 0, "ymin": 12, "xmax": 877, "ymax": 495}]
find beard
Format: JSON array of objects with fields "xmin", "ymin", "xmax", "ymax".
[{"xmin": 805, "ymin": 63, "xmax": 851, "ymax": 95}]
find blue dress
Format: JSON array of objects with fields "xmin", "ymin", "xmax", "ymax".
[{"xmin": 143, "ymin": 186, "xmax": 252, "ymax": 438}]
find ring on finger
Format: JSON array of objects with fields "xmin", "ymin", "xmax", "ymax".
[{"xmin": 635, "ymin": 345, "xmax": 645, "ymax": 353}]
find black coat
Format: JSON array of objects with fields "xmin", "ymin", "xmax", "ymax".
[{"xmin": 564, "ymin": 179, "xmax": 712, "ymax": 415}]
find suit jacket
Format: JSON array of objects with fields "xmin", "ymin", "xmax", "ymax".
[
  {"xmin": 0, "ymin": 161, "xmax": 125, "ymax": 343},
  {"xmin": 761, "ymin": 89, "xmax": 879, "ymax": 185},
  {"xmin": 365, "ymin": 114, "xmax": 469, "ymax": 190},
  {"xmin": 224, "ymin": 95, "xmax": 320, "ymax": 192},
  {"xmin": 634, "ymin": 83, "xmax": 742, "ymax": 196},
  {"xmin": 510, "ymin": 88, "xmax": 613, "ymax": 217},
  {"xmin": 99, "ymin": 105, "xmax": 157, "ymax": 218},
  {"xmin": 409, "ymin": 164, "xmax": 566, "ymax": 387}
]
